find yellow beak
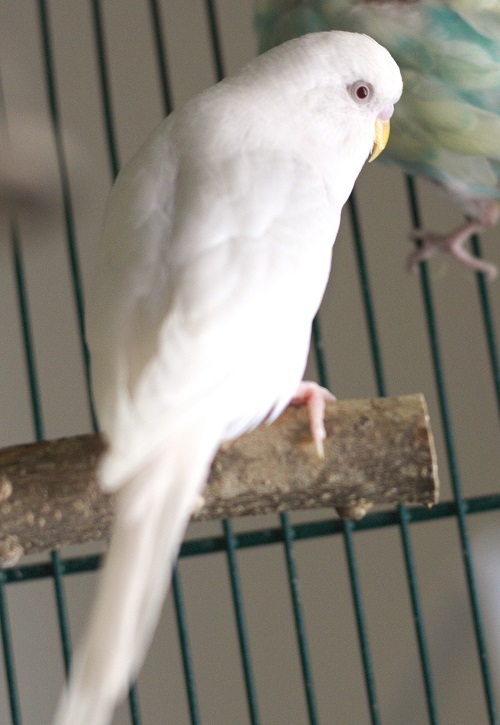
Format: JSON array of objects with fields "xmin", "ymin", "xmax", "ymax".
[{"xmin": 368, "ymin": 118, "xmax": 390, "ymax": 162}]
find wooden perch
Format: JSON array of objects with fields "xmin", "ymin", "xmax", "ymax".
[{"xmin": 0, "ymin": 394, "xmax": 438, "ymax": 565}]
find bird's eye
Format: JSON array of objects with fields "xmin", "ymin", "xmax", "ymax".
[{"xmin": 349, "ymin": 81, "xmax": 373, "ymax": 103}]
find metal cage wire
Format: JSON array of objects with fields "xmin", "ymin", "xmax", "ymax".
[{"xmin": 0, "ymin": 1, "xmax": 499, "ymax": 724}]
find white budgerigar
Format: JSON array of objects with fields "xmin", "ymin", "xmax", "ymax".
[{"xmin": 53, "ymin": 31, "xmax": 402, "ymax": 725}]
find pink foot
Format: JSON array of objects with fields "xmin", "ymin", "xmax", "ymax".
[{"xmin": 291, "ymin": 381, "xmax": 335, "ymax": 458}]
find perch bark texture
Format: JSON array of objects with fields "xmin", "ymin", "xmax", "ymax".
[{"xmin": 0, "ymin": 394, "xmax": 438, "ymax": 564}]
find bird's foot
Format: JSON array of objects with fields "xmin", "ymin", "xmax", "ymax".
[
  {"xmin": 408, "ymin": 220, "xmax": 498, "ymax": 281},
  {"xmin": 291, "ymin": 381, "xmax": 335, "ymax": 458}
]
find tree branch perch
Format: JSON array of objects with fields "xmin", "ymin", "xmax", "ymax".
[{"xmin": 0, "ymin": 394, "xmax": 438, "ymax": 565}]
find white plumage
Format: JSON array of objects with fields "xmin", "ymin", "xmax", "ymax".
[{"xmin": 53, "ymin": 30, "xmax": 402, "ymax": 725}]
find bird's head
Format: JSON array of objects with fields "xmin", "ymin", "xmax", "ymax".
[
  {"xmin": 306, "ymin": 31, "xmax": 403, "ymax": 163},
  {"xmin": 249, "ymin": 30, "xmax": 403, "ymax": 165}
]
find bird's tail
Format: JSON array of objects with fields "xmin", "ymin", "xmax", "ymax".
[{"xmin": 53, "ymin": 426, "xmax": 217, "ymax": 725}]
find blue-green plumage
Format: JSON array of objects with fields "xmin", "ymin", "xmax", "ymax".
[{"xmin": 255, "ymin": 0, "xmax": 500, "ymax": 278}]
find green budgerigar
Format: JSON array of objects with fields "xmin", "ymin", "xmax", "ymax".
[{"xmin": 256, "ymin": 0, "xmax": 500, "ymax": 280}]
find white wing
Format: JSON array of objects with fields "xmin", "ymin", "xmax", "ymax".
[{"xmin": 87, "ymin": 114, "xmax": 340, "ymax": 490}]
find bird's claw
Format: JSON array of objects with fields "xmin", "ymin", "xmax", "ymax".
[
  {"xmin": 407, "ymin": 230, "xmax": 442, "ymax": 275},
  {"xmin": 291, "ymin": 381, "xmax": 335, "ymax": 458}
]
